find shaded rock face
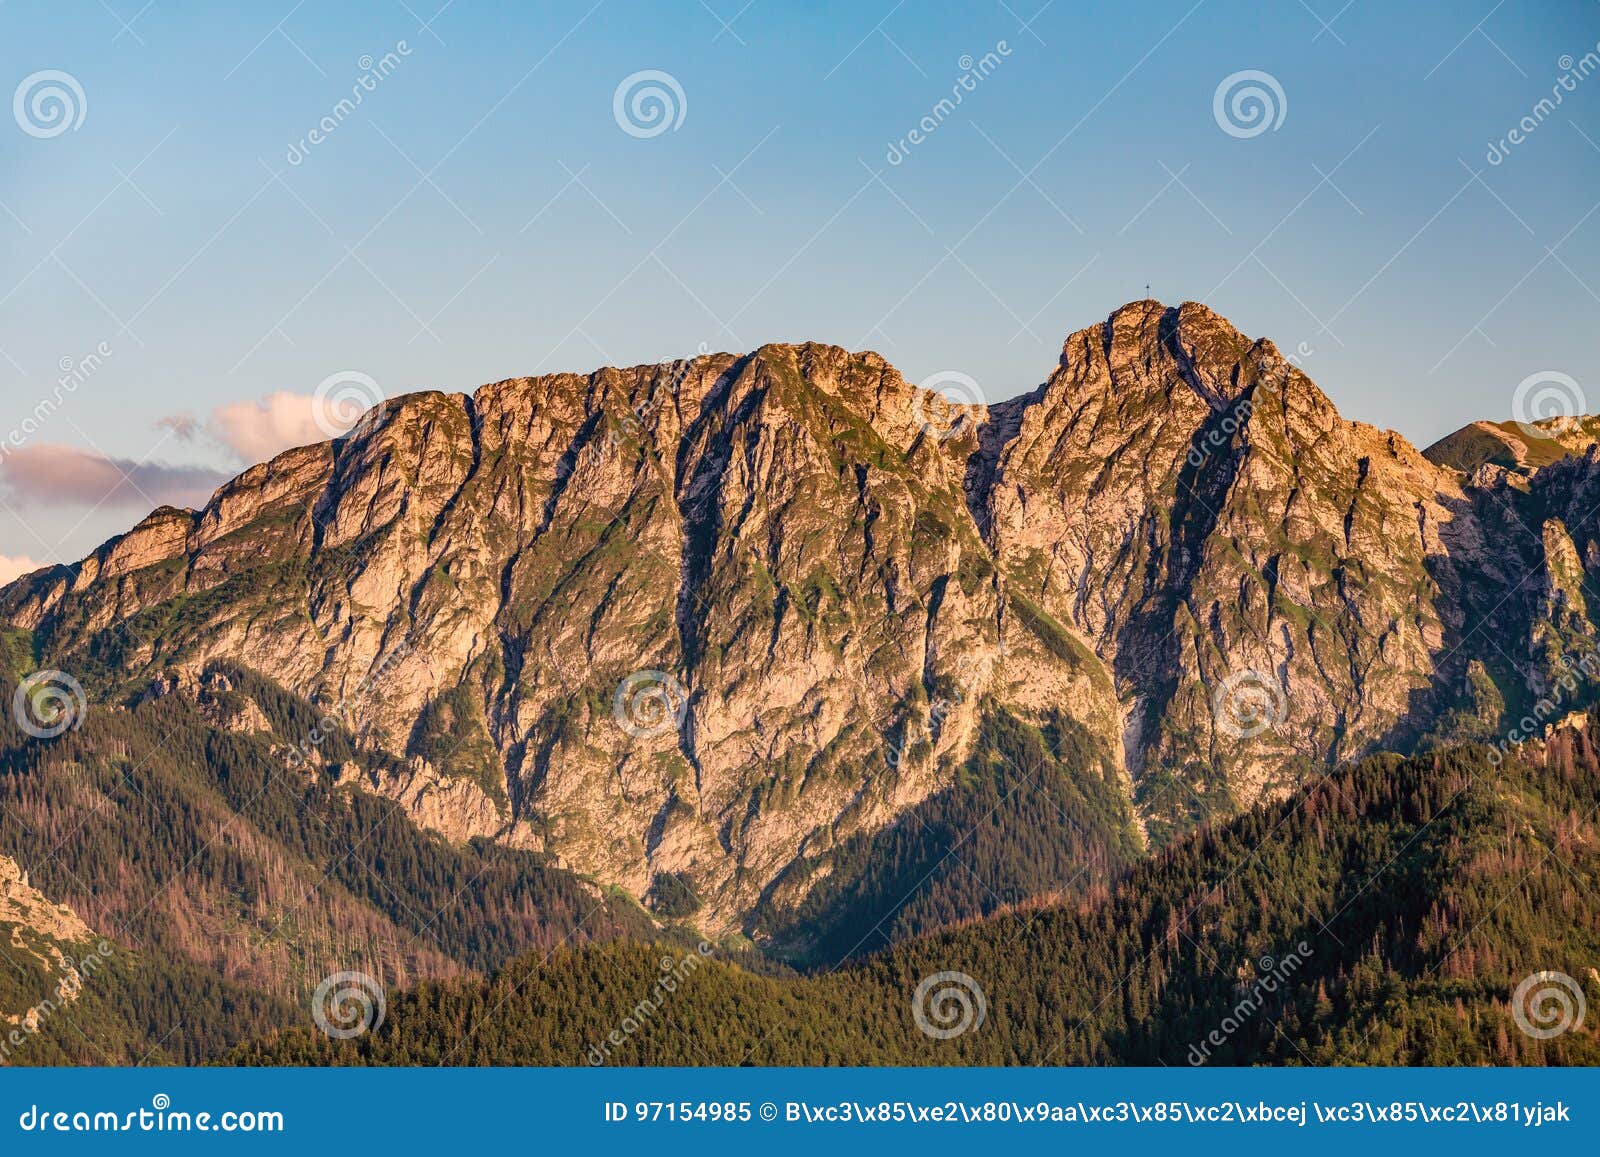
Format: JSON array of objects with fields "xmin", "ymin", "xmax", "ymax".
[
  {"xmin": 978, "ymin": 301, "xmax": 1489, "ymax": 835},
  {"xmin": 6, "ymin": 301, "xmax": 1599, "ymax": 928}
]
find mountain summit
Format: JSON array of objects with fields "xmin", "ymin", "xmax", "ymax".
[{"xmin": 6, "ymin": 301, "xmax": 1599, "ymax": 935}]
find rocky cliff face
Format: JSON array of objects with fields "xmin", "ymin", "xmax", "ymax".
[
  {"xmin": 0, "ymin": 854, "xmax": 100, "ymax": 1033},
  {"xmin": 0, "ymin": 854, "xmax": 92, "ymax": 952},
  {"xmin": 6, "ymin": 301, "xmax": 1599, "ymax": 932}
]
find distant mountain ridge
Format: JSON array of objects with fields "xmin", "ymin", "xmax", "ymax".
[
  {"xmin": 6, "ymin": 299, "xmax": 1600, "ymax": 942},
  {"xmin": 1424, "ymin": 415, "xmax": 1600, "ymax": 474}
]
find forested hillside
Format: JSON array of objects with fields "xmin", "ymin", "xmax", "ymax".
[
  {"xmin": 9, "ymin": 300, "xmax": 1600, "ymax": 1068},
  {"xmin": 0, "ymin": 662, "xmax": 658, "ymax": 1064},
  {"xmin": 230, "ymin": 717, "xmax": 1600, "ymax": 1066},
  {"xmin": 751, "ymin": 708, "xmax": 1142, "ymax": 965}
]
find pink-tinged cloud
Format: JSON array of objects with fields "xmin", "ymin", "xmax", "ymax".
[
  {"xmin": 155, "ymin": 412, "xmax": 201, "ymax": 441},
  {"xmin": 207, "ymin": 391, "xmax": 332, "ymax": 462},
  {"xmin": 0, "ymin": 444, "xmax": 229, "ymax": 511},
  {"xmin": 0, "ymin": 555, "xmax": 44, "ymax": 586},
  {"xmin": 158, "ymin": 378, "xmax": 385, "ymax": 467}
]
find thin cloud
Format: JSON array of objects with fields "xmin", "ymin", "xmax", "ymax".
[
  {"xmin": 0, "ymin": 555, "xmax": 44, "ymax": 585},
  {"xmin": 160, "ymin": 391, "xmax": 332, "ymax": 464},
  {"xmin": 0, "ymin": 444, "xmax": 229, "ymax": 511},
  {"xmin": 155, "ymin": 412, "xmax": 201, "ymax": 441}
]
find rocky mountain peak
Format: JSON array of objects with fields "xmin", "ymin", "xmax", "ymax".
[{"xmin": 7, "ymin": 300, "xmax": 1600, "ymax": 930}]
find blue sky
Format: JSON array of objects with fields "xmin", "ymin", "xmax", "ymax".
[{"xmin": 2, "ymin": 0, "xmax": 1598, "ymax": 570}]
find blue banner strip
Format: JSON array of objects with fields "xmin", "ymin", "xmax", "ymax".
[{"xmin": 2, "ymin": 1067, "xmax": 1596, "ymax": 1153}]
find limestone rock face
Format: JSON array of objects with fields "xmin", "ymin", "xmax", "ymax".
[
  {"xmin": 977, "ymin": 302, "xmax": 1485, "ymax": 831},
  {"xmin": 0, "ymin": 854, "xmax": 92, "ymax": 948},
  {"xmin": 0, "ymin": 854, "xmax": 102, "ymax": 1030},
  {"xmin": 7, "ymin": 301, "xmax": 1600, "ymax": 927}
]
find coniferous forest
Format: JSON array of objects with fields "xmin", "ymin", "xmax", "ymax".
[
  {"xmin": 224, "ymin": 726, "xmax": 1600, "ymax": 1066},
  {"xmin": 6, "ymin": 653, "xmax": 1596, "ymax": 1066},
  {"xmin": 5, "ymin": 0, "xmax": 1600, "ymax": 1097}
]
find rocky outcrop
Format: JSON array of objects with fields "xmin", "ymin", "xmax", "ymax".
[
  {"xmin": 977, "ymin": 302, "xmax": 1486, "ymax": 830},
  {"xmin": 0, "ymin": 855, "xmax": 92, "ymax": 948},
  {"xmin": 6, "ymin": 301, "xmax": 1600, "ymax": 930},
  {"xmin": 330, "ymin": 758, "xmax": 533, "ymax": 848},
  {"xmin": 0, "ymin": 854, "xmax": 103, "ymax": 1032}
]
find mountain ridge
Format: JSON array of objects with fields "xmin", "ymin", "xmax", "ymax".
[{"xmin": 5, "ymin": 299, "xmax": 1600, "ymax": 942}]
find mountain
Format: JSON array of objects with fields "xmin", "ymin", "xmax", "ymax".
[
  {"xmin": 229, "ymin": 714, "xmax": 1600, "ymax": 1066},
  {"xmin": 0, "ymin": 655, "xmax": 666, "ymax": 1063},
  {"xmin": 5, "ymin": 298, "xmax": 1600, "ymax": 957},
  {"xmin": 1, "ymin": 848, "xmax": 290, "ymax": 1065},
  {"xmin": 1425, "ymin": 416, "xmax": 1600, "ymax": 475},
  {"xmin": 1, "ymin": 853, "xmax": 98, "ymax": 1042}
]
